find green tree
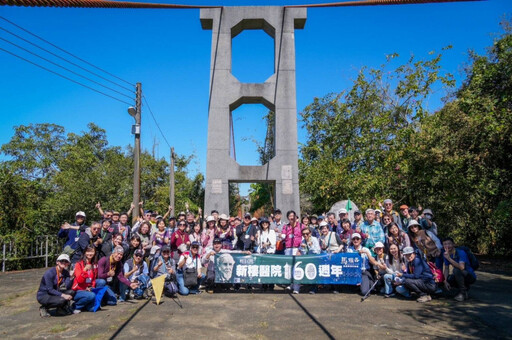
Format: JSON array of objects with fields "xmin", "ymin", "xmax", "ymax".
[
  {"xmin": 407, "ymin": 22, "xmax": 512, "ymax": 254},
  {"xmin": 299, "ymin": 52, "xmax": 454, "ymax": 213}
]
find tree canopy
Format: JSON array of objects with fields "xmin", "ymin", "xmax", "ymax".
[
  {"xmin": 299, "ymin": 23, "xmax": 512, "ymax": 255},
  {"xmin": 0, "ymin": 123, "xmax": 204, "ymax": 236}
]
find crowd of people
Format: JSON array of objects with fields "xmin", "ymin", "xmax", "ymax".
[{"xmin": 37, "ymin": 199, "xmax": 478, "ymax": 317}]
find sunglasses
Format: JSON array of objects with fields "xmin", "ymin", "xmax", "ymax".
[
  {"xmin": 134, "ymin": 254, "xmax": 142, "ymax": 257},
  {"xmin": 178, "ymin": 223, "xmax": 186, "ymax": 226},
  {"xmin": 352, "ymin": 237, "xmax": 361, "ymax": 240},
  {"xmin": 191, "ymin": 246, "xmax": 199, "ymax": 249}
]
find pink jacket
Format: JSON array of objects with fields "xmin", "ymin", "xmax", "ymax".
[{"xmin": 282, "ymin": 223, "xmax": 305, "ymax": 248}]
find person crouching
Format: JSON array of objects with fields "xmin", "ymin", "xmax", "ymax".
[{"xmin": 37, "ymin": 254, "xmax": 75, "ymax": 317}]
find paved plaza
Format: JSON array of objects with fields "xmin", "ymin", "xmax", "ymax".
[{"xmin": 0, "ymin": 264, "xmax": 511, "ymax": 339}]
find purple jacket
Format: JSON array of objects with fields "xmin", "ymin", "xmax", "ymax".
[{"xmin": 98, "ymin": 256, "xmax": 131, "ymax": 287}]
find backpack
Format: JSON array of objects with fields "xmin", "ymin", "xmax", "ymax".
[{"xmin": 456, "ymin": 246, "xmax": 479, "ymax": 271}]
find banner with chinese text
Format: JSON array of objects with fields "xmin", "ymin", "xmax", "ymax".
[{"xmin": 214, "ymin": 253, "xmax": 362, "ymax": 285}]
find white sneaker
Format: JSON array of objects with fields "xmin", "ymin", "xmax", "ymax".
[
  {"xmin": 417, "ymin": 295, "xmax": 432, "ymax": 303},
  {"xmin": 285, "ymin": 286, "xmax": 292, "ymax": 291},
  {"xmin": 72, "ymin": 309, "xmax": 81, "ymax": 314},
  {"xmin": 293, "ymin": 290, "xmax": 299, "ymax": 294}
]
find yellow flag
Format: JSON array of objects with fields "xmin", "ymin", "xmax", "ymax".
[{"xmin": 151, "ymin": 274, "xmax": 166, "ymax": 305}]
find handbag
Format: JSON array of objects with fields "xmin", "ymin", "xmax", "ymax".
[
  {"xmin": 427, "ymin": 261, "xmax": 445, "ymax": 283},
  {"xmin": 183, "ymin": 257, "xmax": 198, "ymax": 286}
]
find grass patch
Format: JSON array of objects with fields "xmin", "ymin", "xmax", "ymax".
[
  {"xmin": 49, "ymin": 324, "xmax": 69, "ymax": 333},
  {"xmin": 0, "ymin": 288, "xmax": 37, "ymax": 306}
]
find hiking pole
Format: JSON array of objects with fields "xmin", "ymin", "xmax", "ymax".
[
  {"xmin": 171, "ymin": 294, "xmax": 183, "ymax": 309},
  {"xmin": 361, "ymin": 279, "xmax": 379, "ymax": 302}
]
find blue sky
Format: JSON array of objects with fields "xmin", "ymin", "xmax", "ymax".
[{"xmin": 0, "ymin": 0, "xmax": 510, "ymax": 194}]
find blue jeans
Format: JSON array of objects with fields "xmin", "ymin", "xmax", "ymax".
[
  {"xmin": 176, "ymin": 270, "xmax": 206, "ymax": 295},
  {"xmin": 120, "ymin": 274, "xmax": 152, "ymax": 300},
  {"xmin": 95, "ymin": 279, "xmax": 118, "ymax": 305},
  {"xmin": 383, "ymin": 273, "xmax": 410, "ymax": 297},
  {"xmin": 73, "ymin": 290, "xmax": 96, "ymax": 312}
]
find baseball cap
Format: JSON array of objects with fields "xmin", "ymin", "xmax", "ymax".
[
  {"xmin": 374, "ymin": 242, "xmax": 385, "ymax": 249},
  {"xmin": 57, "ymin": 254, "xmax": 70, "ymax": 262},
  {"xmin": 403, "ymin": 246, "xmax": 415, "ymax": 255},
  {"xmin": 338, "ymin": 208, "xmax": 347, "ymax": 215},
  {"xmin": 161, "ymin": 245, "xmax": 171, "ymax": 252},
  {"xmin": 213, "ymin": 238, "xmax": 222, "ymax": 244},
  {"xmin": 351, "ymin": 233, "xmax": 362, "ymax": 239},
  {"xmin": 134, "ymin": 249, "xmax": 144, "ymax": 257},
  {"xmin": 319, "ymin": 221, "xmax": 328, "ymax": 228},
  {"xmin": 383, "ymin": 199, "xmax": 393, "ymax": 204},
  {"xmin": 399, "ymin": 205, "xmax": 409, "ymax": 210},
  {"xmin": 76, "ymin": 211, "xmax": 86, "ymax": 218}
]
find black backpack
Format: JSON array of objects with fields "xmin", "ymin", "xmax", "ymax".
[{"xmin": 456, "ymin": 246, "xmax": 479, "ymax": 271}]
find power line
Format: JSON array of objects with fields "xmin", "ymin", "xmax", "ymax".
[
  {"xmin": 0, "ymin": 15, "xmax": 136, "ymax": 89},
  {"xmin": 142, "ymin": 95, "xmax": 171, "ymax": 149},
  {"xmin": 0, "ymin": 23, "xmax": 134, "ymax": 94},
  {"xmin": 0, "ymin": 0, "xmax": 483, "ymax": 10},
  {"xmin": 0, "ymin": 46, "xmax": 133, "ymax": 106},
  {"xmin": 0, "ymin": 35, "xmax": 134, "ymax": 100}
]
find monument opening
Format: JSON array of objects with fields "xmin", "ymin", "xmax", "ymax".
[
  {"xmin": 231, "ymin": 20, "xmax": 275, "ymax": 83},
  {"xmin": 229, "ymin": 103, "xmax": 275, "ymax": 166}
]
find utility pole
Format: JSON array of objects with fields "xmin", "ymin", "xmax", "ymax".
[
  {"xmin": 128, "ymin": 82, "xmax": 142, "ymax": 224},
  {"xmin": 169, "ymin": 147, "xmax": 175, "ymax": 215}
]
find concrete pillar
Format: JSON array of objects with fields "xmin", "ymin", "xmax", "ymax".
[{"xmin": 201, "ymin": 6, "xmax": 306, "ymax": 217}]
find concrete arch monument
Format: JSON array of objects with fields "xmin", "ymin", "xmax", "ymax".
[{"xmin": 201, "ymin": 6, "xmax": 306, "ymax": 216}]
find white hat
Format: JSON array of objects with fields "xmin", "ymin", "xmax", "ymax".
[
  {"xmin": 76, "ymin": 211, "xmax": 86, "ymax": 217},
  {"xmin": 383, "ymin": 199, "xmax": 393, "ymax": 204},
  {"xmin": 218, "ymin": 214, "xmax": 229, "ymax": 221},
  {"xmin": 206, "ymin": 216, "xmax": 216, "ymax": 223},
  {"xmin": 351, "ymin": 233, "xmax": 362, "ymax": 239},
  {"xmin": 319, "ymin": 221, "xmax": 328, "ymax": 228},
  {"xmin": 338, "ymin": 208, "xmax": 347, "ymax": 215},
  {"xmin": 374, "ymin": 241, "xmax": 385, "ymax": 249},
  {"xmin": 408, "ymin": 219, "xmax": 420, "ymax": 228},
  {"xmin": 57, "ymin": 254, "xmax": 70, "ymax": 262},
  {"xmin": 375, "ymin": 209, "xmax": 382, "ymax": 214}
]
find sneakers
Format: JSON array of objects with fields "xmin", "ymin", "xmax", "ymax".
[
  {"xmin": 384, "ymin": 293, "xmax": 396, "ymax": 298},
  {"xmin": 39, "ymin": 307, "xmax": 50, "ymax": 318},
  {"xmin": 454, "ymin": 293, "xmax": 465, "ymax": 302},
  {"xmin": 285, "ymin": 286, "xmax": 292, "ymax": 291},
  {"xmin": 332, "ymin": 290, "xmax": 339, "ymax": 294},
  {"xmin": 293, "ymin": 290, "xmax": 299, "ymax": 294},
  {"xmin": 72, "ymin": 309, "xmax": 81, "ymax": 314},
  {"xmin": 417, "ymin": 295, "xmax": 432, "ymax": 303}
]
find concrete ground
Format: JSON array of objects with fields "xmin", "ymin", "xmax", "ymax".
[{"xmin": 0, "ymin": 267, "xmax": 511, "ymax": 340}]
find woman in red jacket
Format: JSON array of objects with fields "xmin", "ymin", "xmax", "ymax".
[{"xmin": 71, "ymin": 245, "xmax": 97, "ymax": 313}]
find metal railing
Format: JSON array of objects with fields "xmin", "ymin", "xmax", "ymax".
[{"xmin": 1, "ymin": 235, "xmax": 63, "ymax": 272}]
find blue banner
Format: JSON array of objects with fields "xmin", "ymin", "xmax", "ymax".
[{"xmin": 214, "ymin": 252, "xmax": 362, "ymax": 285}]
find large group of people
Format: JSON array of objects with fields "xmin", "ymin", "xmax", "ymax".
[{"xmin": 37, "ymin": 199, "xmax": 478, "ymax": 317}]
